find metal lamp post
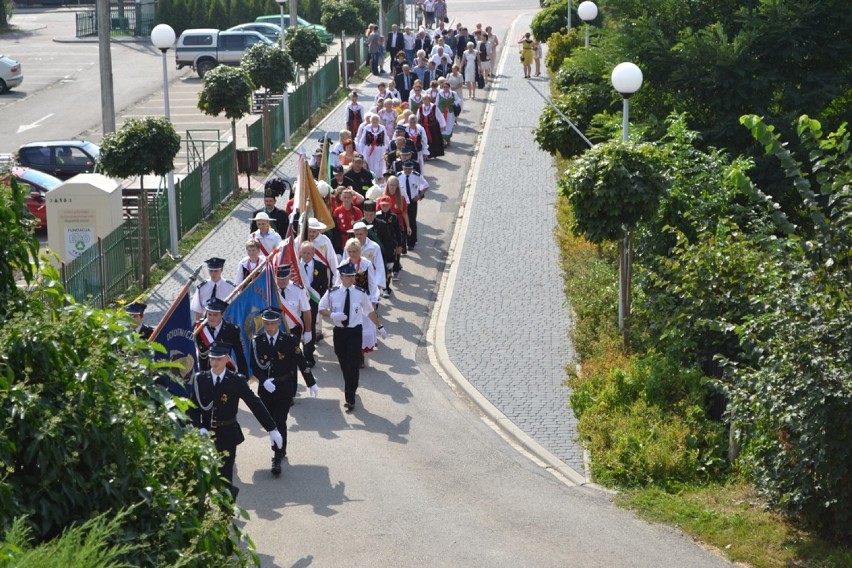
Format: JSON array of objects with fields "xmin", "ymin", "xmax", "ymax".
[
  {"xmin": 567, "ymin": 0, "xmax": 572, "ymax": 30},
  {"xmin": 151, "ymin": 23, "xmax": 180, "ymax": 258},
  {"xmin": 276, "ymin": 0, "xmax": 292, "ymax": 148},
  {"xmin": 577, "ymin": 1, "xmax": 597, "ymax": 48},
  {"xmin": 610, "ymin": 61, "xmax": 643, "ymax": 333}
]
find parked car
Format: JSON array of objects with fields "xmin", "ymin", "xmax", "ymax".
[
  {"xmin": 227, "ymin": 23, "xmax": 285, "ymax": 44},
  {"xmin": 175, "ymin": 28, "xmax": 275, "ymax": 78},
  {"xmin": 0, "ymin": 55, "xmax": 23, "ymax": 94},
  {"xmin": 2, "ymin": 167, "xmax": 64, "ymax": 229},
  {"xmin": 17, "ymin": 140, "xmax": 100, "ymax": 180},
  {"xmin": 255, "ymin": 15, "xmax": 333, "ymax": 43}
]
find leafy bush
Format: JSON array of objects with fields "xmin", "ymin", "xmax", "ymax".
[
  {"xmin": 559, "ymin": 140, "xmax": 669, "ymax": 244},
  {"xmin": 0, "ymin": 273, "xmax": 253, "ymax": 566},
  {"xmin": 726, "ymin": 115, "xmax": 852, "ymax": 541},
  {"xmin": 530, "ymin": 0, "xmax": 569, "ymax": 42},
  {"xmin": 544, "ymin": 30, "xmax": 580, "ymax": 74},
  {"xmin": 0, "ymin": 178, "xmax": 39, "ymax": 323},
  {"xmin": 570, "ymin": 351, "xmax": 727, "ymax": 487}
]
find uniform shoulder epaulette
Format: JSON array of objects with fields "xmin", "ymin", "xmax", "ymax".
[
  {"xmin": 329, "ymin": 285, "xmax": 341, "ymax": 291},
  {"xmin": 225, "ymin": 279, "xmax": 236, "ymax": 285},
  {"xmin": 197, "ymin": 279, "xmax": 208, "ymax": 289},
  {"xmin": 355, "ymin": 284, "xmax": 369, "ymax": 293},
  {"xmin": 292, "ymin": 282, "xmax": 304, "ymax": 289}
]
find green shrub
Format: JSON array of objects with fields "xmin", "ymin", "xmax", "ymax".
[
  {"xmin": 544, "ymin": 30, "xmax": 581, "ymax": 74},
  {"xmin": 0, "ymin": 272, "xmax": 253, "ymax": 566},
  {"xmin": 530, "ymin": 0, "xmax": 569, "ymax": 42},
  {"xmin": 570, "ymin": 351, "xmax": 727, "ymax": 488}
]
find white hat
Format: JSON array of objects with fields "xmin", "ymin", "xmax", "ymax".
[
  {"xmin": 252, "ymin": 211, "xmax": 271, "ymax": 222},
  {"xmin": 347, "ymin": 221, "xmax": 373, "ymax": 233},
  {"xmin": 307, "ymin": 218, "xmax": 328, "ymax": 231},
  {"xmin": 365, "ymin": 185, "xmax": 383, "ymax": 200},
  {"xmin": 316, "ymin": 180, "xmax": 330, "ymax": 198}
]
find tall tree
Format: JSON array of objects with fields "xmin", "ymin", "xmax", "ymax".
[
  {"xmin": 322, "ymin": 0, "xmax": 365, "ymax": 85},
  {"xmin": 285, "ymin": 26, "xmax": 326, "ymax": 125}
]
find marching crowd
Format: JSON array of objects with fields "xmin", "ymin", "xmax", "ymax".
[{"xmin": 129, "ymin": 12, "xmax": 502, "ymax": 498}]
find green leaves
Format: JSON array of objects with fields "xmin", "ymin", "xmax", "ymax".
[
  {"xmin": 99, "ymin": 117, "xmax": 181, "ymax": 180},
  {"xmin": 559, "ymin": 140, "xmax": 669, "ymax": 243},
  {"xmin": 285, "ymin": 26, "xmax": 326, "ymax": 71},
  {"xmin": 196, "ymin": 65, "xmax": 254, "ymax": 122},
  {"xmin": 0, "ymin": 178, "xmax": 40, "ymax": 323},
  {"xmin": 242, "ymin": 42, "xmax": 295, "ymax": 95},
  {"xmin": 320, "ymin": 0, "xmax": 364, "ymax": 36}
]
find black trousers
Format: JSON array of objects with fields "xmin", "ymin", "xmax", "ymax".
[
  {"xmin": 258, "ymin": 376, "xmax": 295, "ymax": 455},
  {"xmin": 285, "ymin": 324, "xmax": 303, "ymax": 399},
  {"xmin": 214, "ymin": 437, "xmax": 239, "ymax": 498},
  {"xmin": 304, "ymin": 301, "xmax": 319, "ymax": 364},
  {"xmin": 333, "ymin": 325, "xmax": 363, "ymax": 405},
  {"xmin": 407, "ymin": 200, "xmax": 419, "ymax": 247}
]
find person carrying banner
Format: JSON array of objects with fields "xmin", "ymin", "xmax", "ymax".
[
  {"xmin": 250, "ymin": 308, "xmax": 318, "ymax": 475},
  {"xmin": 190, "ymin": 257, "xmax": 236, "ymax": 320},
  {"xmin": 298, "ymin": 240, "xmax": 330, "ymax": 367},
  {"xmin": 319, "ymin": 262, "xmax": 387, "ymax": 411},
  {"xmin": 195, "ymin": 298, "xmax": 249, "ymax": 376},
  {"xmin": 250, "ymin": 212, "xmax": 282, "ymax": 257},
  {"xmin": 188, "ymin": 341, "xmax": 284, "ymax": 497}
]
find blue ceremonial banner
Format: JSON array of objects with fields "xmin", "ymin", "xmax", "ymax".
[
  {"xmin": 153, "ymin": 294, "xmax": 196, "ymax": 396},
  {"xmin": 225, "ymin": 268, "xmax": 273, "ymax": 369}
]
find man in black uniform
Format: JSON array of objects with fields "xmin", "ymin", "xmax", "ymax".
[
  {"xmin": 298, "ymin": 240, "xmax": 330, "ymax": 367},
  {"xmin": 126, "ymin": 301, "xmax": 154, "ymax": 340},
  {"xmin": 345, "ymin": 155, "xmax": 376, "ymax": 197},
  {"xmin": 251, "ymin": 308, "xmax": 319, "ymax": 475},
  {"xmin": 318, "ymin": 262, "xmax": 387, "ymax": 411},
  {"xmin": 188, "ymin": 341, "xmax": 284, "ymax": 498},
  {"xmin": 195, "ymin": 298, "xmax": 249, "ymax": 376},
  {"xmin": 251, "ymin": 190, "xmax": 289, "ymax": 236}
]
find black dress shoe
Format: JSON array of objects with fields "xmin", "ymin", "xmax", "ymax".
[
  {"xmin": 343, "ymin": 402, "xmax": 354, "ymax": 411},
  {"xmin": 315, "ymin": 332, "xmax": 324, "ymax": 342},
  {"xmin": 271, "ymin": 456, "xmax": 282, "ymax": 476}
]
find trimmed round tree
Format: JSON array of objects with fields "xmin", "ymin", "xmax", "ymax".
[
  {"xmin": 285, "ymin": 26, "xmax": 326, "ymax": 125},
  {"xmin": 99, "ymin": 117, "xmax": 181, "ymax": 288},
  {"xmin": 322, "ymin": 0, "xmax": 365, "ymax": 86}
]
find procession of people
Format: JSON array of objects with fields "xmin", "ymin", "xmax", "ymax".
[{"xmin": 132, "ymin": 9, "xmax": 503, "ymax": 497}]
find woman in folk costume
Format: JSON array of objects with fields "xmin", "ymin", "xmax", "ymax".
[
  {"xmin": 417, "ymin": 94, "xmax": 446, "ymax": 159},
  {"xmin": 386, "ymin": 80, "xmax": 402, "ymax": 102},
  {"xmin": 435, "ymin": 82, "xmax": 461, "ymax": 145},
  {"xmin": 356, "ymin": 114, "xmax": 390, "ymax": 183},
  {"xmin": 406, "ymin": 113, "xmax": 429, "ymax": 171},
  {"xmin": 379, "ymin": 99, "xmax": 399, "ymax": 138},
  {"xmin": 408, "ymin": 80, "xmax": 425, "ymax": 114},
  {"xmin": 338, "ymin": 238, "xmax": 380, "ymax": 358},
  {"xmin": 345, "ymin": 91, "xmax": 366, "ymax": 137},
  {"xmin": 235, "ymin": 238, "xmax": 263, "ymax": 283}
]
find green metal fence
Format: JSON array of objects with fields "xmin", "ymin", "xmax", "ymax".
[
  {"xmin": 177, "ymin": 167, "xmax": 202, "ymax": 235},
  {"xmin": 246, "ymin": 119, "xmax": 267, "ymax": 165},
  {"xmin": 62, "ymin": 223, "xmax": 134, "ymax": 308},
  {"xmin": 207, "ymin": 141, "xmax": 235, "ymax": 206}
]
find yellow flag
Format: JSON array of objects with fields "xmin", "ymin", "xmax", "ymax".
[{"xmin": 304, "ymin": 159, "xmax": 334, "ymax": 228}]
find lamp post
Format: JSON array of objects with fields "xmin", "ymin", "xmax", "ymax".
[
  {"xmin": 577, "ymin": 1, "xmax": 597, "ymax": 48},
  {"xmin": 610, "ymin": 61, "xmax": 643, "ymax": 333},
  {"xmin": 567, "ymin": 0, "xmax": 572, "ymax": 30},
  {"xmin": 151, "ymin": 23, "xmax": 180, "ymax": 258},
  {"xmin": 276, "ymin": 0, "xmax": 292, "ymax": 148}
]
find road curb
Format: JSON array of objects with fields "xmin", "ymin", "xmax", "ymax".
[{"xmin": 425, "ymin": 12, "xmax": 588, "ymax": 488}]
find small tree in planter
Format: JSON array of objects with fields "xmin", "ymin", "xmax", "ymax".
[
  {"xmin": 285, "ymin": 26, "xmax": 326, "ymax": 126},
  {"xmin": 322, "ymin": 0, "xmax": 365, "ymax": 86},
  {"xmin": 242, "ymin": 42, "xmax": 296, "ymax": 160}
]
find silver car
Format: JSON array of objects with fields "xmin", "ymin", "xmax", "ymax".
[
  {"xmin": 0, "ymin": 55, "xmax": 23, "ymax": 94},
  {"xmin": 227, "ymin": 23, "xmax": 285, "ymax": 44}
]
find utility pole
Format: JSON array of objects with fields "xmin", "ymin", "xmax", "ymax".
[
  {"xmin": 289, "ymin": 0, "xmax": 297, "ymax": 30},
  {"xmin": 97, "ymin": 0, "xmax": 116, "ymax": 133}
]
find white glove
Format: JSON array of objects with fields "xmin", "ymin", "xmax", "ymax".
[
  {"xmin": 309, "ymin": 384, "xmax": 320, "ymax": 398},
  {"xmin": 263, "ymin": 378, "xmax": 276, "ymax": 393},
  {"xmin": 302, "ymin": 331, "xmax": 313, "ymax": 343},
  {"xmin": 199, "ymin": 428, "xmax": 209, "ymax": 436},
  {"xmin": 330, "ymin": 312, "xmax": 346, "ymax": 325},
  {"xmin": 377, "ymin": 326, "xmax": 388, "ymax": 340},
  {"xmin": 269, "ymin": 429, "xmax": 283, "ymax": 450}
]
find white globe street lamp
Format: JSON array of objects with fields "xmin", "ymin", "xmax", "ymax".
[
  {"xmin": 610, "ymin": 61, "xmax": 643, "ymax": 332},
  {"xmin": 611, "ymin": 62, "xmax": 643, "ymax": 141},
  {"xmin": 275, "ymin": 0, "xmax": 292, "ymax": 148},
  {"xmin": 151, "ymin": 23, "xmax": 180, "ymax": 258},
  {"xmin": 577, "ymin": 1, "xmax": 597, "ymax": 48}
]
